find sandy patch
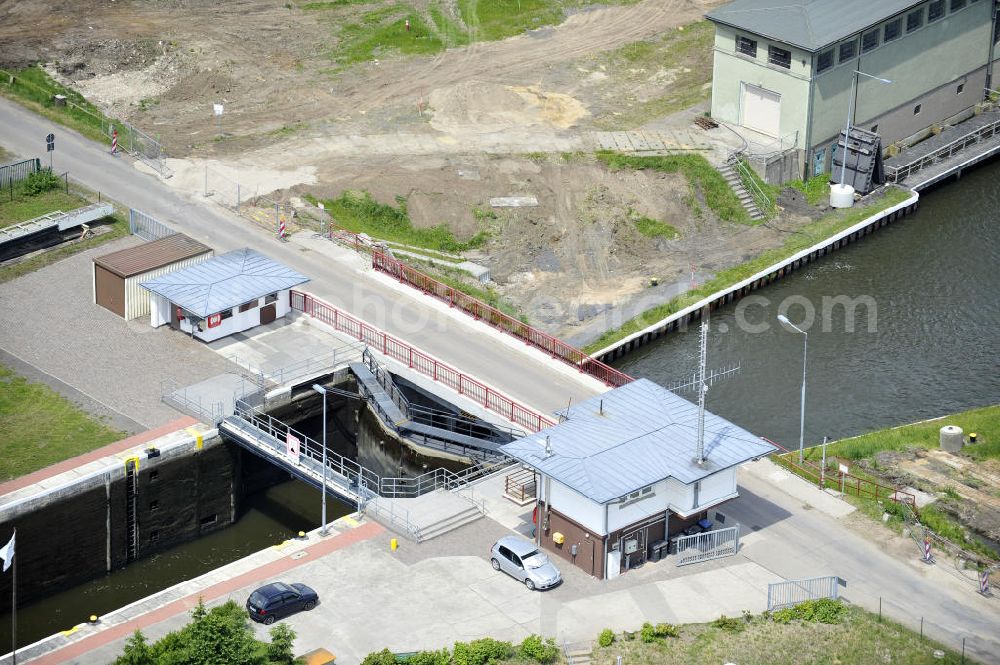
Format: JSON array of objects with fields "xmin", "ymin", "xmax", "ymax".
[
  {"xmin": 164, "ymin": 157, "xmax": 317, "ymax": 200},
  {"xmin": 429, "ymin": 80, "xmax": 589, "ymax": 134}
]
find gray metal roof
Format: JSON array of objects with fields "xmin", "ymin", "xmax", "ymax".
[
  {"xmin": 140, "ymin": 248, "xmax": 309, "ymax": 317},
  {"xmin": 706, "ymin": 0, "xmax": 924, "ymax": 52},
  {"xmin": 499, "ymin": 378, "xmax": 776, "ymax": 504}
]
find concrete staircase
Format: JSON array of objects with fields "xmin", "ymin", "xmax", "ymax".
[
  {"xmin": 718, "ymin": 161, "xmax": 765, "ymax": 222},
  {"xmin": 563, "ymin": 642, "xmax": 593, "ymax": 665},
  {"xmin": 366, "ymin": 488, "xmax": 485, "ymax": 542}
]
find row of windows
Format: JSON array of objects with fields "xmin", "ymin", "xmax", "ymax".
[
  {"xmin": 816, "ymin": 0, "xmax": 982, "ymax": 73},
  {"xmin": 734, "ymin": 35, "xmax": 793, "ymax": 69}
]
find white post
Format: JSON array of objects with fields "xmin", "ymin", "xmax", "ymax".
[{"xmin": 312, "ymin": 384, "xmax": 328, "ymax": 536}]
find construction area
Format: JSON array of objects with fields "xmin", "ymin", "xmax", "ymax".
[{"xmin": 0, "ymin": 0, "xmax": 843, "ymax": 345}]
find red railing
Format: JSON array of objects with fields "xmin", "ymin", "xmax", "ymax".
[
  {"xmin": 290, "ymin": 290, "xmax": 556, "ymax": 433},
  {"xmin": 765, "ymin": 438, "xmax": 918, "ymax": 515},
  {"xmin": 369, "ymin": 249, "xmax": 635, "ymax": 387}
]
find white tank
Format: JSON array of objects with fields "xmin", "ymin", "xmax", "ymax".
[
  {"xmin": 829, "ymin": 183, "xmax": 856, "ymax": 208},
  {"xmin": 940, "ymin": 425, "xmax": 964, "ymax": 453}
]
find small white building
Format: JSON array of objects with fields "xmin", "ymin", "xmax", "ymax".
[
  {"xmin": 140, "ymin": 248, "xmax": 309, "ymax": 342},
  {"xmin": 500, "ymin": 379, "xmax": 776, "ymax": 579}
]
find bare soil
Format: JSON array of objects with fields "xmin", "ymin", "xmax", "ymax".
[{"xmin": 0, "ymin": 0, "xmax": 827, "ymax": 343}]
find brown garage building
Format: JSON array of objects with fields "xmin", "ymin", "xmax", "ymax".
[{"xmin": 93, "ymin": 234, "xmax": 212, "ymax": 319}]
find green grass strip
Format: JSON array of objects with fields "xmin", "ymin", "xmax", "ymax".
[
  {"xmin": 0, "ymin": 362, "xmax": 126, "ymax": 480},
  {"xmin": 583, "ymin": 188, "xmax": 913, "ymax": 354}
]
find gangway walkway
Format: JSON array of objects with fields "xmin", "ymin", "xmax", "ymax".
[
  {"xmin": 886, "ymin": 110, "xmax": 1000, "ymax": 190},
  {"xmin": 0, "ymin": 202, "xmax": 113, "ymax": 247}
]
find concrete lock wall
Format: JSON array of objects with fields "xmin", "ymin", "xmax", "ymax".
[{"xmin": 0, "ymin": 437, "xmax": 241, "ymax": 610}]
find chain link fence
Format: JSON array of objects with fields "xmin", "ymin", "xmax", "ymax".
[{"xmin": 203, "ymin": 165, "xmax": 298, "ymax": 236}]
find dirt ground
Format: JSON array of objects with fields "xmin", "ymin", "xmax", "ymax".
[{"xmin": 0, "ymin": 0, "xmax": 826, "ymax": 343}]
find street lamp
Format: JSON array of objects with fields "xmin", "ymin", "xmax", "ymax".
[
  {"xmin": 777, "ymin": 315, "xmax": 808, "ymax": 464},
  {"xmin": 312, "ymin": 384, "xmax": 329, "ymax": 536},
  {"xmin": 831, "ymin": 69, "xmax": 893, "ymax": 208}
]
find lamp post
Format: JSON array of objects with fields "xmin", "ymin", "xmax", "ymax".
[
  {"xmin": 777, "ymin": 315, "xmax": 808, "ymax": 464},
  {"xmin": 831, "ymin": 70, "xmax": 893, "ymax": 207},
  {"xmin": 312, "ymin": 384, "xmax": 329, "ymax": 536}
]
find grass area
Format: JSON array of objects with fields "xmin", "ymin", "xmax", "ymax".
[
  {"xmin": 0, "ymin": 211, "xmax": 129, "ymax": 284},
  {"xmin": 0, "ymin": 65, "xmax": 113, "ymax": 146},
  {"xmin": 0, "ymin": 185, "xmax": 86, "ymax": 228},
  {"xmin": 429, "ymin": 2, "xmax": 472, "ymax": 47},
  {"xmin": 633, "ymin": 215, "xmax": 679, "ymax": 239},
  {"xmin": 0, "ymin": 362, "xmax": 125, "ymax": 481},
  {"xmin": 788, "ymin": 173, "xmax": 834, "ymax": 206},
  {"xmin": 802, "ymin": 404, "xmax": 1000, "ymax": 464},
  {"xmin": 582, "ymin": 187, "xmax": 913, "ymax": 353},
  {"xmin": 597, "ymin": 151, "xmax": 750, "ymax": 224},
  {"xmin": 311, "ymin": 190, "xmax": 489, "ymax": 253},
  {"xmin": 594, "ymin": 20, "xmax": 715, "ymax": 129},
  {"xmin": 332, "ymin": 5, "xmax": 445, "ymax": 67},
  {"xmin": 457, "ymin": 0, "xmax": 564, "ymax": 41},
  {"xmin": 593, "ymin": 603, "xmax": 969, "ymax": 665}
]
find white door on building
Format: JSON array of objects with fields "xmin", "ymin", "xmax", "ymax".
[{"xmin": 741, "ymin": 84, "xmax": 781, "ymax": 138}]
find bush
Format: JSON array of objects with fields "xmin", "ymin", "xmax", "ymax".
[
  {"xmin": 518, "ymin": 635, "xmax": 558, "ymax": 663},
  {"xmin": 453, "ymin": 638, "xmax": 513, "ymax": 665},
  {"xmin": 639, "ymin": 622, "xmax": 657, "ymax": 643},
  {"xmin": 407, "ymin": 648, "xmax": 452, "ymax": 665},
  {"xmin": 771, "ymin": 599, "xmax": 847, "ymax": 625},
  {"xmin": 361, "ymin": 648, "xmax": 397, "ymax": 665},
  {"xmin": 712, "ymin": 614, "xmax": 745, "ymax": 633},
  {"xmin": 654, "ymin": 623, "xmax": 679, "ymax": 638},
  {"xmin": 18, "ymin": 169, "xmax": 62, "ymax": 196},
  {"xmin": 597, "ymin": 628, "xmax": 615, "ymax": 647},
  {"xmin": 267, "ymin": 624, "xmax": 297, "ymax": 664}
]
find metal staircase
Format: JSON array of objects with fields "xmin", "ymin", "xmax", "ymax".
[{"xmin": 0, "ymin": 203, "xmax": 115, "ymax": 247}]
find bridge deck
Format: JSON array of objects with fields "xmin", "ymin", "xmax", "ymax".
[{"xmin": 886, "ymin": 111, "xmax": 1000, "ymax": 189}]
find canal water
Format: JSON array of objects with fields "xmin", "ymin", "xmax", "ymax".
[{"xmin": 614, "ymin": 161, "xmax": 1000, "ymax": 447}]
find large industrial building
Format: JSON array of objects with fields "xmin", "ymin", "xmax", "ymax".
[{"xmin": 706, "ymin": 0, "xmax": 1000, "ymax": 180}]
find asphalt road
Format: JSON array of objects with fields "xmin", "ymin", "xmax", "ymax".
[{"xmin": 0, "ymin": 97, "xmax": 602, "ymax": 418}]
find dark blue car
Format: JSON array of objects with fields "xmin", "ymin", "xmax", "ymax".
[{"xmin": 246, "ymin": 582, "xmax": 319, "ymax": 625}]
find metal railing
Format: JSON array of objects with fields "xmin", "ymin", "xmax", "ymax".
[
  {"xmin": 227, "ymin": 344, "xmax": 365, "ymax": 387},
  {"xmin": 160, "ymin": 379, "xmax": 226, "ymax": 425},
  {"xmin": 675, "ymin": 525, "xmax": 741, "ymax": 566},
  {"xmin": 767, "ymin": 575, "xmax": 841, "ymax": 611},
  {"xmin": 0, "ymin": 158, "xmax": 40, "ymax": 188},
  {"xmin": 885, "ymin": 113, "xmax": 1000, "ymax": 183},
  {"xmin": 369, "ymin": 250, "xmax": 634, "ymax": 388},
  {"xmin": 290, "ymin": 290, "xmax": 556, "ymax": 433},
  {"xmin": 729, "ymin": 155, "xmax": 775, "ymax": 219},
  {"xmin": 767, "ymin": 438, "xmax": 918, "ymax": 514},
  {"xmin": 504, "ymin": 467, "xmax": 536, "ymax": 503}
]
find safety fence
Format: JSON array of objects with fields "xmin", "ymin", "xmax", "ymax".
[
  {"xmin": 369, "ymin": 249, "xmax": 634, "ymax": 388},
  {"xmin": 203, "ymin": 165, "xmax": 295, "ymax": 235},
  {"xmin": 767, "ymin": 575, "xmax": 841, "ymax": 611},
  {"xmin": 128, "ymin": 208, "xmax": 175, "ymax": 241},
  {"xmin": 767, "ymin": 438, "xmax": 918, "ymax": 513},
  {"xmin": 885, "ymin": 113, "xmax": 1000, "ymax": 184},
  {"xmin": 0, "ymin": 158, "xmax": 41, "ymax": 187},
  {"xmin": 289, "ymin": 290, "xmax": 556, "ymax": 433},
  {"xmin": 675, "ymin": 524, "xmax": 741, "ymax": 566}
]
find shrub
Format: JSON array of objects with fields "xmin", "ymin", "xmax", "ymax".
[
  {"xmin": 18, "ymin": 169, "xmax": 62, "ymax": 196},
  {"xmin": 597, "ymin": 628, "xmax": 615, "ymax": 647},
  {"xmin": 712, "ymin": 614, "xmax": 745, "ymax": 633},
  {"xmin": 361, "ymin": 648, "xmax": 397, "ymax": 665},
  {"xmin": 407, "ymin": 648, "xmax": 452, "ymax": 665},
  {"xmin": 453, "ymin": 638, "xmax": 513, "ymax": 665},
  {"xmin": 266, "ymin": 624, "xmax": 297, "ymax": 664},
  {"xmin": 518, "ymin": 635, "xmax": 559, "ymax": 663},
  {"xmin": 770, "ymin": 599, "xmax": 847, "ymax": 625},
  {"xmin": 640, "ymin": 622, "xmax": 657, "ymax": 643},
  {"xmin": 654, "ymin": 623, "xmax": 679, "ymax": 638}
]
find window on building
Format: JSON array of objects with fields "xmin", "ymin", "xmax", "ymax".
[
  {"xmin": 907, "ymin": 8, "xmax": 925, "ymax": 32},
  {"xmin": 838, "ymin": 40, "xmax": 857, "ymax": 63},
  {"xmin": 950, "ymin": 0, "xmax": 966, "ymax": 10},
  {"xmin": 884, "ymin": 18, "xmax": 902, "ymax": 42},
  {"xmin": 914, "ymin": 104, "xmax": 922, "ymax": 115},
  {"xmin": 219, "ymin": 309, "xmax": 233, "ymax": 321},
  {"xmin": 768, "ymin": 45, "xmax": 792, "ymax": 69},
  {"xmin": 957, "ymin": 83, "xmax": 965, "ymax": 94},
  {"xmin": 928, "ymin": 0, "xmax": 945, "ymax": 21},
  {"xmin": 816, "ymin": 49, "xmax": 834, "ymax": 73},
  {"xmin": 862, "ymin": 28, "xmax": 880, "ymax": 53},
  {"xmin": 618, "ymin": 485, "xmax": 655, "ymax": 508},
  {"xmin": 239, "ymin": 300, "xmax": 258, "ymax": 313},
  {"xmin": 264, "ymin": 293, "xmax": 279, "ymax": 304},
  {"xmin": 735, "ymin": 35, "xmax": 757, "ymax": 57}
]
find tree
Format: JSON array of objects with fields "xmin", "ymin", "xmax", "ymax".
[
  {"xmin": 267, "ymin": 623, "xmax": 297, "ymax": 665},
  {"xmin": 114, "ymin": 630, "xmax": 153, "ymax": 665}
]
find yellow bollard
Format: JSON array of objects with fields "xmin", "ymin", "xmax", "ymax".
[
  {"xmin": 390, "ymin": 538, "xmax": 398, "ymax": 551},
  {"xmin": 298, "ymin": 531, "xmax": 306, "ymax": 539},
  {"xmin": 89, "ymin": 615, "xmax": 99, "ymax": 624}
]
